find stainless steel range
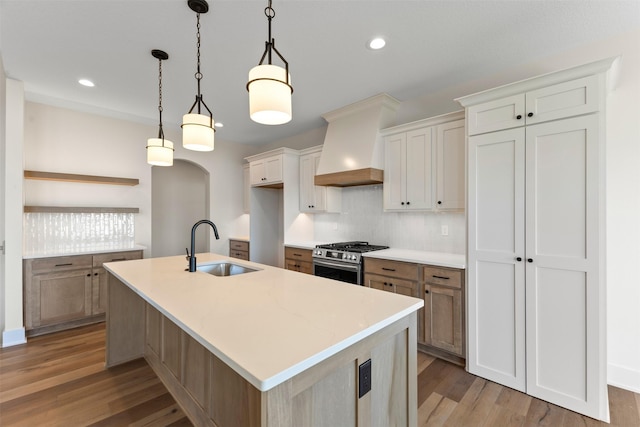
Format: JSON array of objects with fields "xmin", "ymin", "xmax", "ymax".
[{"xmin": 312, "ymin": 241, "xmax": 389, "ymax": 285}]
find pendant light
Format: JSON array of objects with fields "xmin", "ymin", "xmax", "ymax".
[
  {"xmin": 147, "ymin": 49, "xmax": 174, "ymax": 166},
  {"xmin": 247, "ymin": 0, "xmax": 293, "ymax": 125},
  {"xmin": 182, "ymin": 0, "xmax": 215, "ymax": 151}
]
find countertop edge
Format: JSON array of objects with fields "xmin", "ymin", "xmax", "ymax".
[
  {"xmin": 362, "ymin": 250, "xmax": 466, "ymax": 269},
  {"xmin": 24, "ymin": 245, "xmax": 146, "ymax": 259}
]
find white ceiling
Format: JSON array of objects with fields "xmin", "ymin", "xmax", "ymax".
[{"xmin": 1, "ymin": 0, "xmax": 638, "ymax": 145}]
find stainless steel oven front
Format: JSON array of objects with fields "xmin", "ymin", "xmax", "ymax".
[{"xmin": 312, "ymin": 258, "xmax": 362, "ymax": 285}]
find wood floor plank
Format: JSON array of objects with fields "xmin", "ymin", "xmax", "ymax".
[{"xmin": 1, "ymin": 323, "xmax": 639, "ymax": 427}]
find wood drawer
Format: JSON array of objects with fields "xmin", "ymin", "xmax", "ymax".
[
  {"xmin": 230, "ymin": 250, "xmax": 249, "ymax": 261},
  {"xmin": 284, "ymin": 247, "xmax": 312, "ymax": 263},
  {"xmin": 364, "ymin": 258, "xmax": 418, "ymax": 281},
  {"xmin": 229, "ymin": 240, "xmax": 249, "ymax": 252},
  {"xmin": 93, "ymin": 250, "xmax": 142, "ymax": 268},
  {"xmin": 423, "ymin": 266, "xmax": 463, "ymax": 289},
  {"xmin": 30, "ymin": 255, "xmax": 93, "ymax": 273}
]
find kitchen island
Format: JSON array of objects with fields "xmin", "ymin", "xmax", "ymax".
[{"xmin": 104, "ymin": 253, "xmax": 423, "ymax": 427}]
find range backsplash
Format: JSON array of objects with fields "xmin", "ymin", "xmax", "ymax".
[{"xmin": 313, "ymin": 185, "xmax": 465, "ymax": 254}]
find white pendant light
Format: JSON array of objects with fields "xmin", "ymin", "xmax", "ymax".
[
  {"xmin": 182, "ymin": 0, "xmax": 215, "ymax": 151},
  {"xmin": 146, "ymin": 49, "xmax": 174, "ymax": 167},
  {"xmin": 247, "ymin": 0, "xmax": 293, "ymax": 125}
]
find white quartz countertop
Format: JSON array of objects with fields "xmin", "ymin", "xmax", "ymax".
[
  {"xmin": 284, "ymin": 240, "xmax": 331, "ymax": 250},
  {"xmin": 228, "ymin": 236, "xmax": 250, "ymax": 242},
  {"xmin": 104, "ymin": 253, "xmax": 423, "ymax": 392},
  {"xmin": 23, "ymin": 244, "xmax": 146, "ymax": 259},
  {"xmin": 363, "ymin": 249, "xmax": 466, "ymax": 269}
]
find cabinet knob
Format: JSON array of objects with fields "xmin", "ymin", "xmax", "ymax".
[
  {"xmin": 401, "ymin": 202, "xmax": 405, "ymax": 205},
  {"xmin": 437, "ymin": 201, "xmax": 442, "ymax": 205},
  {"xmin": 425, "ymin": 289, "xmax": 429, "ymax": 294},
  {"xmin": 406, "ymin": 201, "xmax": 410, "ymax": 205},
  {"xmin": 94, "ymin": 272, "xmax": 99, "ymax": 276},
  {"xmin": 528, "ymin": 112, "xmax": 534, "ymax": 117},
  {"xmin": 516, "ymin": 114, "xmax": 522, "ymax": 120},
  {"xmin": 86, "ymin": 273, "xmax": 91, "ymax": 277},
  {"xmin": 527, "ymin": 258, "xmax": 533, "ymax": 263},
  {"xmin": 383, "ymin": 282, "xmax": 388, "ymax": 286},
  {"xmin": 516, "ymin": 257, "xmax": 522, "ymax": 262}
]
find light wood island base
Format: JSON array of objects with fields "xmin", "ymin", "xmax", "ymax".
[{"xmin": 106, "ymin": 273, "xmax": 418, "ymax": 427}]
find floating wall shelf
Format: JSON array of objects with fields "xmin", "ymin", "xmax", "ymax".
[
  {"xmin": 24, "ymin": 170, "xmax": 139, "ymax": 186},
  {"xmin": 24, "ymin": 206, "xmax": 139, "ymax": 214}
]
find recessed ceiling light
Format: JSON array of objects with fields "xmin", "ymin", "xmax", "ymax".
[
  {"xmin": 78, "ymin": 79, "xmax": 95, "ymax": 87},
  {"xmin": 214, "ymin": 122, "xmax": 223, "ymax": 128},
  {"xmin": 367, "ymin": 37, "xmax": 386, "ymax": 50}
]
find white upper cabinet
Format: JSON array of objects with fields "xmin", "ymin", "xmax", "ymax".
[
  {"xmin": 250, "ymin": 154, "xmax": 283, "ymax": 187},
  {"xmin": 467, "ymin": 74, "xmax": 600, "ymax": 136},
  {"xmin": 243, "ymin": 164, "xmax": 250, "ymax": 213},
  {"xmin": 435, "ymin": 119, "xmax": 465, "ymax": 210},
  {"xmin": 382, "ymin": 111, "xmax": 465, "ymax": 212},
  {"xmin": 299, "ymin": 146, "xmax": 341, "ymax": 213}
]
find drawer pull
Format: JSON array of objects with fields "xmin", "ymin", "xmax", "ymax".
[
  {"xmin": 111, "ymin": 258, "xmax": 126, "ymax": 262},
  {"xmin": 432, "ymin": 275, "xmax": 450, "ymax": 280},
  {"xmin": 382, "ymin": 267, "xmax": 396, "ymax": 272},
  {"xmin": 55, "ymin": 263, "xmax": 73, "ymax": 267},
  {"xmin": 293, "ymin": 253, "xmax": 302, "ymax": 257}
]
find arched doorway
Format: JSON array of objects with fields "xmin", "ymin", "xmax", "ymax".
[{"xmin": 151, "ymin": 159, "xmax": 209, "ymax": 257}]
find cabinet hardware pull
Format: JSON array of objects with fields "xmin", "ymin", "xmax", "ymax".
[
  {"xmin": 55, "ymin": 263, "xmax": 73, "ymax": 267},
  {"xmin": 293, "ymin": 253, "xmax": 302, "ymax": 257},
  {"xmin": 528, "ymin": 112, "xmax": 534, "ymax": 117},
  {"xmin": 425, "ymin": 289, "xmax": 430, "ymax": 294},
  {"xmin": 516, "ymin": 114, "xmax": 522, "ymax": 120},
  {"xmin": 437, "ymin": 201, "xmax": 442, "ymax": 205},
  {"xmin": 86, "ymin": 273, "xmax": 91, "ymax": 277},
  {"xmin": 401, "ymin": 202, "xmax": 405, "ymax": 205},
  {"xmin": 381, "ymin": 267, "xmax": 396, "ymax": 272},
  {"xmin": 383, "ymin": 282, "xmax": 388, "ymax": 286},
  {"xmin": 111, "ymin": 258, "xmax": 126, "ymax": 261},
  {"xmin": 516, "ymin": 257, "xmax": 522, "ymax": 262},
  {"xmin": 406, "ymin": 201, "xmax": 410, "ymax": 205},
  {"xmin": 432, "ymin": 275, "xmax": 449, "ymax": 280},
  {"xmin": 527, "ymin": 258, "xmax": 533, "ymax": 263}
]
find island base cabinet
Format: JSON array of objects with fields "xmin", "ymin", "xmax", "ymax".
[{"xmin": 106, "ymin": 274, "xmax": 418, "ymax": 427}]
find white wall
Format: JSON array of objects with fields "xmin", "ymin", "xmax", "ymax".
[
  {"xmin": 3, "ymin": 78, "xmax": 25, "ymax": 346},
  {"xmin": 0, "ymin": 55, "xmax": 6, "ymax": 345},
  {"xmin": 152, "ymin": 159, "xmax": 208, "ymax": 257}
]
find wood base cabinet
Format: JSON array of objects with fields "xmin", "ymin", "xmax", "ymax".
[
  {"xmin": 24, "ymin": 250, "xmax": 142, "ymax": 336},
  {"xmin": 284, "ymin": 246, "xmax": 313, "ymax": 274},
  {"xmin": 107, "ymin": 274, "xmax": 418, "ymax": 427},
  {"xmin": 422, "ymin": 266, "xmax": 464, "ymax": 358},
  {"xmin": 229, "ymin": 239, "xmax": 250, "ymax": 261}
]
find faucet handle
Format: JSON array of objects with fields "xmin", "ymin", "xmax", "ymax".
[{"xmin": 185, "ymin": 248, "xmax": 191, "ymax": 260}]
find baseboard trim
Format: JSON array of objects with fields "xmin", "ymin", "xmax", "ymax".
[
  {"xmin": 608, "ymin": 362, "xmax": 640, "ymax": 394},
  {"xmin": 2, "ymin": 327, "xmax": 27, "ymax": 347}
]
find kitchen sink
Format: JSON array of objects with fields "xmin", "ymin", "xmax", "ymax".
[{"xmin": 197, "ymin": 262, "xmax": 260, "ymax": 277}]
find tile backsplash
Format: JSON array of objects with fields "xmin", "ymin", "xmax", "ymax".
[{"xmin": 314, "ymin": 185, "xmax": 465, "ymax": 254}]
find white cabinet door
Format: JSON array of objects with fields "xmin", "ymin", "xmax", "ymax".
[
  {"xmin": 467, "ymin": 94, "xmax": 525, "ymax": 136},
  {"xmin": 524, "ymin": 115, "xmax": 606, "ymax": 419},
  {"xmin": 299, "ymin": 154, "xmax": 316, "ymax": 211},
  {"xmin": 243, "ymin": 164, "xmax": 250, "ymax": 213},
  {"xmin": 525, "ymin": 75, "xmax": 600, "ymax": 126},
  {"xmin": 405, "ymin": 127, "xmax": 435, "ymax": 210},
  {"xmin": 312, "ymin": 153, "xmax": 327, "ymax": 211},
  {"xmin": 467, "ymin": 127, "xmax": 526, "ymax": 392},
  {"xmin": 435, "ymin": 119, "xmax": 465, "ymax": 210},
  {"xmin": 383, "ymin": 133, "xmax": 407, "ymax": 210},
  {"xmin": 265, "ymin": 156, "xmax": 283, "ymax": 183},
  {"xmin": 250, "ymin": 160, "xmax": 266, "ymax": 185}
]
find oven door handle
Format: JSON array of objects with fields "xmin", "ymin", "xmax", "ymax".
[{"xmin": 313, "ymin": 260, "xmax": 360, "ymax": 272}]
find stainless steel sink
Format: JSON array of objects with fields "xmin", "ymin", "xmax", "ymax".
[{"xmin": 197, "ymin": 262, "xmax": 259, "ymax": 277}]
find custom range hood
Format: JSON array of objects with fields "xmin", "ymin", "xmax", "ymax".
[{"xmin": 315, "ymin": 93, "xmax": 400, "ymax": 187}]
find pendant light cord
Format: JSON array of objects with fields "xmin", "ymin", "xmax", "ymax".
[
  {"xmin": 195, "ymin": 12, "xmax": 203, "ymax": 113},
  {"xmin": 158, "ymin": 58, "xmax": 165, "ymax": 141},
  {"xmin": 265, "ymin": 0, "xmax": 275, "ymax": 64}
]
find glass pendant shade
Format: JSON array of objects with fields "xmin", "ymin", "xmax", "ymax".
[
  {"xmin": 147, "ymin": 138, "xmax": 174, "ymax": 166},
  {"xmin": 182, "ymin": 113, "xmax": 215, "ymax": 151},
  {"xmin": 248, "ymin": 64, "xmax": 292, "ymax": 125}
]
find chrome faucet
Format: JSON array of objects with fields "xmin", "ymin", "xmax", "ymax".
[{"xmin": 187, "ymin": 219, "xmax": 220, "ymax": 272}]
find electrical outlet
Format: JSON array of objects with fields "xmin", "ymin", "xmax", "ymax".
[
  {"xmin": 358, "ymin": 359, "xmax": 372, "ymax": 398},
  {"xmin": 441, "ymin": 225, "xmax": 449, "ymax": 236}
]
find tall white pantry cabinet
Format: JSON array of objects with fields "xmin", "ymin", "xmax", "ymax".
[{"xmin": 456, "ymin": 57, "xmax": 619, "ymax": 422}]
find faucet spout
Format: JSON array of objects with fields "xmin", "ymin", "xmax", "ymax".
[{"xmin": 188, "ymin": 219, "xmax": 220, "ymax": 272}]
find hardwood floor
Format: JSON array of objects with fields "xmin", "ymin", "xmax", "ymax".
[{"xmin": 1, "ymin": 323, "xmax": 639, "ymax": 426}]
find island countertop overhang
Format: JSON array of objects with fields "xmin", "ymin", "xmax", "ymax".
[{"xmin": 104, "ymin": 253, "xmax": 423, "ymax": 392}]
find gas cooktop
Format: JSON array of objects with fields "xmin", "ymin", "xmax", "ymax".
[{"xmin": 315, "ymin": 241, "xmax": 389, "ymax": 254}]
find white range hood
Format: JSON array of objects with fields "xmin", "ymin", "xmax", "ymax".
[{"xmin": 315, "ymin": 93, "xmax": 400, "ymax": 187}]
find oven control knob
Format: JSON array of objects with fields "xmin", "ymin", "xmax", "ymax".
[{"xmin": 351, "ymin": 255, "xmax": 357, "ymax": 260}]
